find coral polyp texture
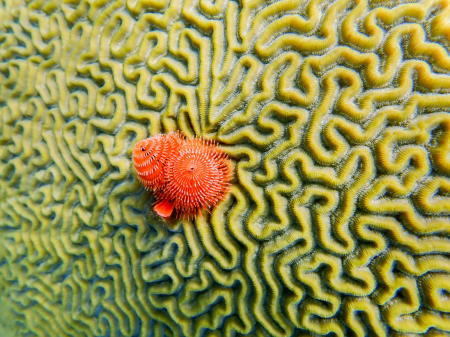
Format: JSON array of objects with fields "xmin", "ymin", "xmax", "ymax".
[{"xmin": 0, "ymin": 0, "xmax": 449, "ymax": 336}]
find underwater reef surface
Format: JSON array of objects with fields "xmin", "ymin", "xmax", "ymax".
[{"xmin": 0, "ymin": 0, "xmax": 449, "ymax": 336}]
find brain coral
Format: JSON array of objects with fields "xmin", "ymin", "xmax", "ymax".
[{"xmin": 0, "ymin": 0, "xmax": 449, "ymax": 336}]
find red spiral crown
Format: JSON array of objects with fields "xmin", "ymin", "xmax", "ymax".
[{"xmin": 133, "ymin": 133, "xmax": 233, "ymax": 219}]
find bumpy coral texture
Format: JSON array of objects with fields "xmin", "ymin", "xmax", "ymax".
[{"xmin": 0, "ymin": 0, "xmax": 449, "ymax": 336}]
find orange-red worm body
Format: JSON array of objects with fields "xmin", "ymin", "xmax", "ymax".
[
  {"xmin": 132, "ymin": 132, "xmax": 181, "ymax": 194},
  {"xmin": 133, "ymin": 133, "xmax": 233, "ymax": 219}
]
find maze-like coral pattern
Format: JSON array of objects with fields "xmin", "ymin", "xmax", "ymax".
[{"xmin": 0, "ymin": 0, "xmax": 449, "ymax": 336}]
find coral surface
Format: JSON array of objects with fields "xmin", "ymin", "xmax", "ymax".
[{"xmin": 0, "ymin": 0, "xmax": 449, "ymax": 336}]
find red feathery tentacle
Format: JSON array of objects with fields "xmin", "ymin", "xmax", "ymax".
[
  {"xmin": 160, "ymin": 137, "xmax": 233, "ymax": 219},
  {"xmin": 133, "ymin": 132, "xmax": 233, "ymax": 219}
]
